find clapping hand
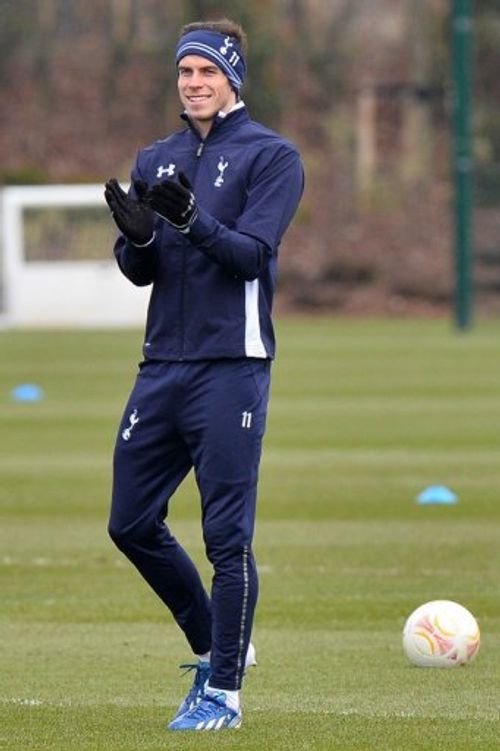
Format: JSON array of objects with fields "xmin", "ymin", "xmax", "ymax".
[
  {"xmin": 104, "ymin": 179, "xmax": 155, "ymax": 246},
  {"xmin": 148, "ymin": 172, "xmax": 198, "ymax": 233}
]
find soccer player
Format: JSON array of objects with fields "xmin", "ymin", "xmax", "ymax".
[{"xmin": 104, "ymin": 18, "xmax": 304, "ymax": 731}]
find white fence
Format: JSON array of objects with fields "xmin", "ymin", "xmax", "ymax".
[{"xmin": 0, "ymin": 185, "xmax": 150, "ymax": 327}]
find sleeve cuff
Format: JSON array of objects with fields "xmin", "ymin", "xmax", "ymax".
[
  {"xmin": 131, "ymin": 231, "xmax": 156, "ymax": 248},
  {"xmin": 183, "ymin": 208, "xmax": 217, "ymax": 243}
]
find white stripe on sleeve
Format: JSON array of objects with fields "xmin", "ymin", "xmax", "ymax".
[{"xmin": 244, "ymin": 280, "xmax": 267, "ymax": 358}]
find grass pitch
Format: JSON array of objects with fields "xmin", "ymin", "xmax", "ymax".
[{"xmin": 1, "ymin": 318, "xmax": 500, "ymax": 750}]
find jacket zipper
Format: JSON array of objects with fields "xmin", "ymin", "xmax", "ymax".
[{"xmin": 179, "ymin": 137, "xmax": 205, "ymax": 360}]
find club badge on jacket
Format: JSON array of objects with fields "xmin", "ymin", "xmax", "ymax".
[{"xmin": 215, "ymin": 157, "xmax": 229, "ymax": 188}]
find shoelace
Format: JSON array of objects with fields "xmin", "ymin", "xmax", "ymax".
[
  {"xmin": 184, "ymin": 692, "xmax": 228, "ymax": 721},
  {"xmin": 179, "ymin": 662, "xmax": 210, "ymax": 680},
  {"xmin": 179, "ymin": 662, "xmax": 199, "ymax": 676}
]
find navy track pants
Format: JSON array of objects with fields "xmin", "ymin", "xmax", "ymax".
[{"xmin": 108, "ymin": 358, "xmax": 270, "ymax": 691}]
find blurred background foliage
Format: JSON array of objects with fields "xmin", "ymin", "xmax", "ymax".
[{"xmin": 0, "ymin": 0, "xmax": 499, "ymax": 315}]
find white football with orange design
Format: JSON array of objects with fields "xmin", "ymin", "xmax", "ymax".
[{"xmin": 403, "ymin": 600, "xmax": 480, "ymax": 668}]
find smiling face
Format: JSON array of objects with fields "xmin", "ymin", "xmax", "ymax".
[{"xmin": 177, "ymin": 55, "xmax": 237, "ymax": 138}]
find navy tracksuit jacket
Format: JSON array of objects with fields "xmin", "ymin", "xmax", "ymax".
[{"xmin": 108, "ymin": 103, "xmax": 304, "ymax": 690}]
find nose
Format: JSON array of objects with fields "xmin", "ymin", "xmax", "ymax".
[{"xmin": 187, "ymin": 70, "xmax": 203, "ymax": 88}]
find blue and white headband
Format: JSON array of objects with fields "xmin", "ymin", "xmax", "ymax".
[{"xmin": 176, "ymin": 30, "xmax": 246, "ymax": 92}]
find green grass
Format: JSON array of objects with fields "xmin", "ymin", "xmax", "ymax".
[{"xmin": 1, "ymin": 318, "xmax": 500, "ymax": 750}]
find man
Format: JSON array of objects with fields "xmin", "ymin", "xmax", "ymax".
[{"xmin": 104, "ymin": 18, "xmax": 303, "ymax": 731}]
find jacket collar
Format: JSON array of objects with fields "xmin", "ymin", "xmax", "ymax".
[{"xmin": 180, "ymin": 102, "xmax": 249, "ymax": 141}]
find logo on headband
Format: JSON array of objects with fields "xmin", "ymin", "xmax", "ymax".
[{"xmin": 220, "ymin": 36, "xmax": 240, "ymax": 68}]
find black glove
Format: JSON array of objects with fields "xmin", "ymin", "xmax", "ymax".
[
  {"xmin": 104, "ymin": 178, "xmax": 155, "ymax": 246},
  {"xmin": 148, "ymin": 172, "xmax": 198, "ymax": 233}
]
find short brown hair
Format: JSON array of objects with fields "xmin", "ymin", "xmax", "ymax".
[{"xmin": 180, "ymin": 19, "xmax": 248, "ymax": 55}]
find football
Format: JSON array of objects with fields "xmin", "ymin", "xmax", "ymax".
[{"xmin": 403, "ymin": 600, "xmax": 480, "ymax": 667}]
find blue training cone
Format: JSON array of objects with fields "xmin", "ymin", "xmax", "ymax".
[
  {"xmin": 11, "ymin": 384, "xmax": 44, "ymax": 403},
  {"xmin": 416, "ymin": 485, "xmax": 458, "ymax": 505}
]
